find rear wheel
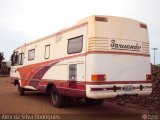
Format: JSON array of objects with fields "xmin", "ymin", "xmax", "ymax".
[
  {"xmin": 18, "ymin": 84, "xmax": 25, "ymax": 96},
  {"xmin": 85, "ymin": 98, "xmax": 105, "ymax": 105},
  {"xmin": 50, "ymin": 87, "xmax": 65, "ymax": 108}
]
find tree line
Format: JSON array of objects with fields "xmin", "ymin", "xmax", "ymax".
[{"xmin": 0, "ymin": 52, "xmax": 4, "ymax": 68}]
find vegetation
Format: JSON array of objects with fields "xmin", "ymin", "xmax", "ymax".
[{"xmin": 0, "ymin": 52, "xmax": 4, "ymax": 68}]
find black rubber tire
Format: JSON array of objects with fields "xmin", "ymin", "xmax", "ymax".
[
  {"xmin": 85, "ymin": 98, "xmax": 105, "ymax": 105},
  {"xmin": 50, "ymin": 87, "xmax": 65, "ymax": 108},
  {"xmin": 18, "ymin": 84, "xmax": 25, "ymax": 96}
]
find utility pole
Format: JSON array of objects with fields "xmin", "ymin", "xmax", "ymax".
[{"xmin": 152, "ymin": 48, "xmax": 158, "ymax": 65}]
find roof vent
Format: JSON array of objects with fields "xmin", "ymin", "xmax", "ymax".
[{"xmin": 95, "ymin": 16, "xmax": 108, "ymax": 22}]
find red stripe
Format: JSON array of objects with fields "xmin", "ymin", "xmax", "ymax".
[
  {"xmin": 64, "ymin": 89, "xmax": 86, "ymax": 98},
  {"xmin": 39, "ymin": 79, "xmax": 152, "ymax": 89},
  {"xmin": 29, "ymin": 61, "xmax": 60, "ymax": 89},
  {"xmin": 39, "ymin": 80, "xmax": 86, "ymax": 98},
  {"xmin": 91, "ymin": 87, "xmax": 121, "ymax": 91},
  {"xmin": 39, "ymin": 80, "xmax": 86, "ymax": 90},
  {"xmin": 14, "ymin": 77, "xmax": 151, "ymax": 88},
  {"xmin": 87, "ymin": 51, "xmax": 150, "ymax": 57},
  {"xmin": 40, "ymin": 79, "xmax": 151, "ymax": 85},
  {"xmin": 86, "ymin": 80, "xmax": 152, "ymax": 85}
]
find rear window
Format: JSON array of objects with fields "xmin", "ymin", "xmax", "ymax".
[{"xmin": 67, "ymin": 35, "xmax": 83, "ymax": 54}]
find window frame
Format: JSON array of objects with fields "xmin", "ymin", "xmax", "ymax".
[
  {"xmin": 13, "ymin": 51, "xmax": 18, "ymax": 66},
  {"xmin": 18, "ymin": 53, "xmax": 24, "ymax": 65},
  {"xmin": 44, "ymin": 44, "xmax": 50, "ymax": 59},
  {"xmin": 67, "ymin": 35, "xmax": 83, "ymax": 54},
  {"xmin": 28, "ymin": 49, "xmax": 35, "ymax": 61}
]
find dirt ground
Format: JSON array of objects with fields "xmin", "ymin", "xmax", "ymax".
[{"xmin": 0, "ymin": 76, "xmax": 159, "ymax": 120}]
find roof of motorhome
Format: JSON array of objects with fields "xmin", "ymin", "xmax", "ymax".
[
  {"xmin": 15, "ymin": 22, "xmax": 88, "ymax": 50},
  {"xmin": 77, "ymin": 15, "xmax": 146, "ymax": 24},
  {"xmin": 15, "ymin": 15, "xmax": 147, "ymax": 50}
]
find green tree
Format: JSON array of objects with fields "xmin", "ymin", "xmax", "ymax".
[{"xmin": 0, "ymin": 52, "xmax": 4, "ymax": 69}]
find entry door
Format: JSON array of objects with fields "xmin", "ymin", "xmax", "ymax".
[
  {"xmin": 67, "ymin": 63, "xmax": 85, "ymax": 97},
  {"xmin": 69, "ymin": 64, "xmax": 77, "ymax": 88}
]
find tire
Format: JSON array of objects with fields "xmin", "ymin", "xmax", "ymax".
[
  {"xmin": 85, "ymin": 98, "xmax": 105, "ymax": 105},
  {"xmin": 50, "ymin": 87, "xmax": 65, "ymax": 108},
  {"xmin": 18, "ymin": 84, "xmax": 25, "ymax": 96}
]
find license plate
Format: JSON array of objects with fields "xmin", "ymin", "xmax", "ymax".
[{"xmin": 124, "ymin": 85, "xmax": 134, "ymax": 91}]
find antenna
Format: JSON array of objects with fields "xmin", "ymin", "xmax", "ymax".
[{"xmin": 152, "ymin": 48, "xmax": 158, "ymax": 65}]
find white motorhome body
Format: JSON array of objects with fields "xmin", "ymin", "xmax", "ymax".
[{"xmin": 10, "ymin": 15, "xmax": 152, "ymax": 107}]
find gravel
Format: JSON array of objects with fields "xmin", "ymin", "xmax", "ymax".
[{"xmin": 108, "ymin": 65, "xmax": 160, "ymax": 108}]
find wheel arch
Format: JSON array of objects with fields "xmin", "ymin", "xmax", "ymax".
[
  {"xmin": 46, "ymin": 83, "xmax": 56, "ymax": 94},
  {"xmin": 14, "ymin": 79, "xmax": 19, "ymax": 86},
  {"xmin": 12, "ymin": 70, "xmax": 22, "ymax": 86}
]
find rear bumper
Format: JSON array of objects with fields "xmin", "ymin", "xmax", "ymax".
[{"xmin": 86, "ymin": 83, "xmax": 152, "ymax": 99}]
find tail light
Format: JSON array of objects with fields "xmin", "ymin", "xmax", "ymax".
[
  {"xmin": 146, "ymin": 74, "xmax": 152, "ymax": 81},
  {"xmin": 91, "ymin": 74, "xmax": 106, "ymax": 81},
  {"xmin": 139, "ymin": 23, "xmax": 147, "ymax": 29}
]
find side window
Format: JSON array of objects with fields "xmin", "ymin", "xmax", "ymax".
[
  {"xmin": 67, "ymin": 35, "xmax": 83, "ymax": 54},
  {"xmin": 18, "ymin": 53, "xmax": 24, "ymax": 65},
  {"xmin": 69, "ymin": 64, "xmax": 77, "ymax": 81},
  {"xmin": 44, "ymin": 45, "xmax": 50, "ymax": 59},
  {"xmin": 11, "ymin": 52, "xmax": 14, "ymax": 66},
  {"xmin": 12, "ymin": 52, "xmax": 18, "ymax": 66},
  {"xmin": 28, "ymin": 49, "xmax": 35, "ymax": 61}
]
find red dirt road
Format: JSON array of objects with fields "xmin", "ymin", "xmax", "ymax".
[{"xmin": 0, "ymin": 77, "xmax": 159, "ymax": 120}]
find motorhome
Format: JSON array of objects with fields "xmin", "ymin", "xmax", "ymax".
[{"xmin": 10, "ymin": 15, "xmax": 152, "ymax": 107}]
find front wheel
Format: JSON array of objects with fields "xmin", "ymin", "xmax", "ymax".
[
  {"xmin": 18, "ymin": 84, "xmax": 25, "ymax": 96},
  {"xmin": 50, "ymin": 87, "xmax": 65, "ymax": 108}
]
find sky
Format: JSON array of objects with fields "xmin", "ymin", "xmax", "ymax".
[{"xmin": 0, "ymin": 0, "xmax": 160, "ymax": 64}]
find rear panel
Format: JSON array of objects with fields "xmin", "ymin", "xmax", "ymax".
[{"xmin": 86, "ymin": 16, "xmax": 152, "ymax": 99}]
